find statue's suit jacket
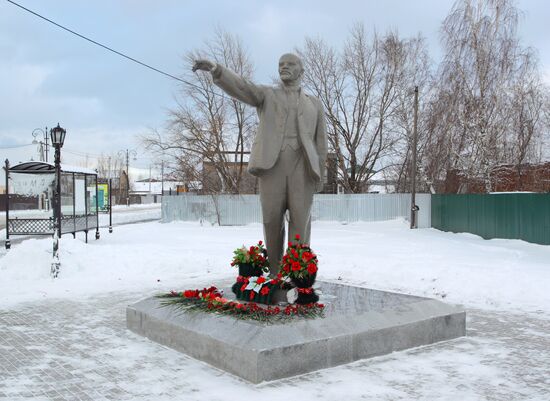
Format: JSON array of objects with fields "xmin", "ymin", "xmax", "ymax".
[{"xmin": 212, "ymin": 65, "xmax": 328, "ymax": 189}]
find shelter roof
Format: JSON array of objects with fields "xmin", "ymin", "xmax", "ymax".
[{"xmin": 8, "ymin": 161, "xmax": 97, "ymax": 175}]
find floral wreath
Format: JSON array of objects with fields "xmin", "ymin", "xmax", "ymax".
[{"xmin": 158, "ymin": 286, "xmax": 324, "ymax": 322}]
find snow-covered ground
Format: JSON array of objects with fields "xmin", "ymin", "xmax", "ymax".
[
  {"xmin": 0, "ymin": 218, "xmax": 548, "ymax": 315},
  {"xmin": 0, "ymin": 218, "xmax": 549, "ymax": 400}
]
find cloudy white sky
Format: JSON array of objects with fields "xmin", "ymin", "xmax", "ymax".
[{"xmin": 1, "ymin": 0, "xmax": 549, "ymax": 172}]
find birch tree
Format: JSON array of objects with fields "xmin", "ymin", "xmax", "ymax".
[{"xmin": 426, "ymin": 0, "xmax": 549, "ymax": 192}]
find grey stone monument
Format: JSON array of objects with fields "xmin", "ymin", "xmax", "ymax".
[
  {"xmin": 193, "ymin": 54, "xmax": 328, "ymax": 274},
  {"xmin": 127, "ymin": 281, "xmax": 466, "ymax": 383}
]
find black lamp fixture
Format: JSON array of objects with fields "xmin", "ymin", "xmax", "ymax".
[
  {"xmin": 50, "ymin": 123, "xmax": 66, "ymax": 148},
  {"xmin": 50, "ymin": 122, "xmax": 66, "ymax": 278}
]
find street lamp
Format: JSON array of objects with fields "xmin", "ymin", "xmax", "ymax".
[
  {"xmin": 50, "ymin": 123, "xmax": 66, "ymax": 278},
  {"xmin": 31, "ymin": 127, "xmax": 49, "ymax": 162},
  {"xmin": 117, "ymin": 149, "xmax": 137, "ymax": 206}
]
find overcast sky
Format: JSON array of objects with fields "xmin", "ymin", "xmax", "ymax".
[{"xmin": 1, "ymin": 0, "xmax": 549, "ymax": 173}]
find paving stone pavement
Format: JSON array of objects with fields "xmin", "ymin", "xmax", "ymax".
[{"xmin": 0, "ymin": 292, "xmax": 549, "ymax": 401}]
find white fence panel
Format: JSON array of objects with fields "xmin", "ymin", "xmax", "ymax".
[{"xmin": 162, "ymin": 193, "xmax": 431, "ymax": 228}]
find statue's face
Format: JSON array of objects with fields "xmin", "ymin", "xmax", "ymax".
[{"xmin": 278, "ymin": 54, "xmax": 303, "ymax": 84}]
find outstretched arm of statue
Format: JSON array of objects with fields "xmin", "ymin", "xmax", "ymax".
[{"xmin": 192, "ymin": 59, "xmax": 264, "ymax": 108}]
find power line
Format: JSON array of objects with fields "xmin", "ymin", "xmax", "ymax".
[
  {"xmin": 6, "ymin": 0, "xmax": 224, "ymax": 98},
  {"xmin": 0, "ymin": 143, "xmax": 34, "ymax": 149},
  {"xmin": 62, "ymin": 148, "xmax": 151, "ymax": 165},
  {"xmin": 61, "ymin": 149, "xmax": 103, "ymax": 160},
  {"xmin": 63, "ymin": 147, "xmax": 112, "ymax": 158}
]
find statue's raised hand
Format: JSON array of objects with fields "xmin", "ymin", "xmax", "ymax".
[{"xmin": 192, "ymin": 59, "xmax": 216, "ymax": 72}]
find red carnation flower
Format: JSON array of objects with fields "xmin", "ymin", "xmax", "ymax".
[
  {"xmin": 307, "ymin": 263, "xmax": 317, "ymax": 274},
  {"xmin": 249, "ymin": 291, "xmax": 256, "ymax": 300},
  {"xmin": 260, "ymin": 286, "xmax": 270, "ymax": 296},
  {"xmin": 295, "ymin": 233, "xmax": 300, "ymax": 240},
  {"xmin": 256, "ymin": 276, "xmax": 266, "ymax": 284},
  {"xmin": 292, "ymin": 261, "xmax": 301, "ymax": 271}
]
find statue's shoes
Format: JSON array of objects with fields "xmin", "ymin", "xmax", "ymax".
[{"xmin": 287, "ymin": 288, "xmax": 298, "ymax": 304}]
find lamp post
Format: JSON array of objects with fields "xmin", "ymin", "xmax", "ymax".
[
  {"xmin": 50, "ymin": 123, "xmax": 66, "ymax": 278},
  {"xmin": 117, "ymin": 149, "xmax": 137, "ymax": 206},
  {"xmin": 31, "ymin": 127, "xmax": 49, "ymax": 162}
]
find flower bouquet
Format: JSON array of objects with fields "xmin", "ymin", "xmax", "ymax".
[
  {"xmin": 230, "ymin": 240, "xmax": 269, "ymax": 277},
  {"xmin": 231, "ymin": 241, "xmax": 277, "ymax": 303},
  {"xmin": 280, "ymin": 234, "xmax": 320, "ymax": 304}
]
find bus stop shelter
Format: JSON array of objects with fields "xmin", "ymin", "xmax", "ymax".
[{"xmin": 4, "ymin": 160, "xmax": 103, "ymax": 248}]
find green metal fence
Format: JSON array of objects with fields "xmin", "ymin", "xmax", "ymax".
[{"xmin": 431, "ymin": 193, "xmax": 550, "ymax": 245}]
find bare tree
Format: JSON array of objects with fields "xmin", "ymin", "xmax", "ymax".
[
  {"xmin": 426, "ymin": 0, "xmax": 549, "ymax": 192},
  {"xmin": 383, "ymin": 35, "xmax": 433, "ymax": 193},
  {"xmin": 96, "ymin": 153, "xmax": 124, "ymax": 180},
  {"xmin": 507, "ymin": 56, "xmax": 549, "ymax": 189},
  {"xmin": 143, "ymin": 28, "xmax": 256, "ymax": 194},
  {"xmin": 96, "ymin": 153, "xmax": 126, "ymax": 202},
  {"xmin": 298, "ymin": 24, "xmax": 430, "ymax": 193}
]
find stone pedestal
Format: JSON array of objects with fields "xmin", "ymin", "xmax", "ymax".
[{"xmin": 127, "ymin": 281, "xmax": 465, "ymax": 383}]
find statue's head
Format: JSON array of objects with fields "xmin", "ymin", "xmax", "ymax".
[{"xmin": 278, "ymin": 53, "xmax": 303, "ymax": 85}]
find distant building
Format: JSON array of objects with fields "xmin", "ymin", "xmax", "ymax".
[
  {"xmin": 130, "ymin": 178, "xmax": 185, "ymax": 203},
  {"xmin": 442, "ymin": 162, "xmax": 550, "ymax": 193},
  {"xmin": 132, "ymin": 178, "xmax": 181, "ymax": 195},
  {"xmin": 201, "ymin": 152, "xmax": 258, "ymax": 194},
  {"xmin": 366, "ymin": 170, "xmax": 396, "ymax": 194}
]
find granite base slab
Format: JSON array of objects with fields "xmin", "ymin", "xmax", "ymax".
[{"xmin": 126, "ymin": 281, "xmax": 465, "ymax": 383}]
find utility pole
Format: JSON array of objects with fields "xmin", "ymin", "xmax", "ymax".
[
  {"xmin": 410, "ymin": 86, "xmax": 419, "ymax": 229},
  {"xmin": 44, "ymin": 131, "xmax": 49, "ymax": 163}
]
